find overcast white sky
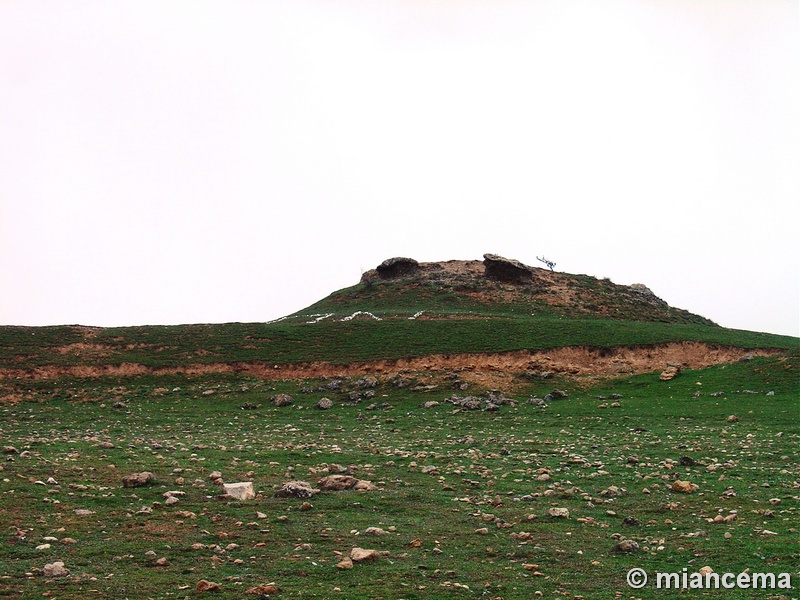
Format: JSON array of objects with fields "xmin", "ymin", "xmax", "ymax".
[{"xmin": 1, "ymin": 1, "xmax": 798, "ymax": 336}]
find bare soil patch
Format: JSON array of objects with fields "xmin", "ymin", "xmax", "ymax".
[{"xmin": 0, "ymin": 342, "xmax": 780, "ymax": 387}]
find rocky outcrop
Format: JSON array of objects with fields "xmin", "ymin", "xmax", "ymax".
[
  {"xmin": 483, "ymin": 254, "xmax": 533, "ymax": 284},
  {"xmin": 629, "ymin": 283, "xmax": 668, "ymax": 307},
  {"xmin": 376, "ymin": 257, "xmax": 420, "ymax": 279}
]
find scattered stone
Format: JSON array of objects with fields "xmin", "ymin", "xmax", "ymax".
[
  {"xmin": 240, "ymin": 402, "xmax": 260, "ymax": 410},
  {"xmin": 122, "ymin": 472, "xmax": 155, "ymax": 488},
  {"xmin": 155, "ymin": 557, "xmax": 169, "ymax": 566},
  {"xmin": 223, "ymin": 482, "xmax": 255, "ymax": 501},
  {"xmin": 316, "ymin": 398, "xmax": 333, "ymax": 410},
  {"xmin": 195, "ymin": 579, "xmax": 221, "ymax": 592},
  {"xmin": 671, "ymin": 480, "xmax": 699, "ymax": 494},
  {"xmin": 660, "ymin": 364, "xmax": 682, "ymax": 381},
  {"xmin": 349, "ymin": 547, "xmax": 379, "ymax": 562},
  {"xmin": 543, "ymin": 390, "xmax": 568, "ymax": 401},
  {"xmin": 275, "ymin": 481, "xmax": 319, "ymax": 498},
  {"xmin": 548, "ymin": 507, "xmax": 570, "ymax": 519},
  {"xmin": 270, "ymin": 394, "xmax": 293, "ymax": 407},
  {"xmin": 2, "ymin": 446, "xmax": 19, "ymax": 454},
  {"xmin": 727, "ymin": 415, "xmax": 739, "ymax": 423},
  {"xmin": 698, "ymin": 566, "xmax": 714, "ymax": 576},
  {"xmin": 299, "ymin": 501, "xmax": 313, "ymax": 511},
  {"xmin": 317, "ymin": 475, "xmax": 375, "ymax": 492},
  {"xmin": 336, "ymin": 557, "xmax": 354, "ymax": 570},
  {"xmin": 245, "ymin": 584, "xmax": 279, "ymax": 595},
  {"xmin": 354, "ymin": 376, "xmax": 378, "ymax": 389},
  {"xmin": 601, "ymin": 485, "xmax": 625, "ymax": 497},
  {"xmin": 679, "ymin": 456, "xmax": 698, "ymax": 466},
  {"xmin": 364, "ymin": 527, "xmax": 386, "ymax": 536},
  {"xmin": 42, "ymin": 561, "xmax": 69, "ymax": 577},
  {"xmin": 209, "ymin": 471, "xmax": 223, "ymax": 481},
  {"xmin": 615, "ymin": 539, "xmax": 640, "ymax": 553}
]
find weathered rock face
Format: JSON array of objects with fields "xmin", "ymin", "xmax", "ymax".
[
  {"xmin": 629, "ymin": 283, "xmax": 668, "ymax": 307},
  {"xmin": 375, "ymin": 257, "xmax": 420, "ymax": 279},
  {"xmin": 483, "ymin": 254, "xmax": 533, "ymax": 284}
]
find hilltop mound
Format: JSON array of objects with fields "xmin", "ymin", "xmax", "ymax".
[{"xmin": 301, "ymin": 254, "xmax": 715, "ymax": 326}]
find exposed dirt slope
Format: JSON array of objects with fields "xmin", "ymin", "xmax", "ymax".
[{"xmin": 0, "ymin": 342, "xmax": 778, "ymax": 384}]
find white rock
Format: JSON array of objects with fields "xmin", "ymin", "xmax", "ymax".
[
  {"xmin": 223, "ymin": 482, "xmax": 255, "ymax": 501},
  {"xmin": 43, "ymin": 561, "xmax": 69, "ymax": 577}
]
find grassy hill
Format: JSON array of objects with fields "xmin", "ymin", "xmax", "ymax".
[
  {"xmin": 298, "ymin": 257, "xmax": 717, "ymax": 325},
  {"xmin": 0, "ymin": 256, "xmax": 796, "ymax": 374}
]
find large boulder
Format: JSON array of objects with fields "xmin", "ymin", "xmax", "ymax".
[
  {"xmin": 223, "ymin": 482, "xmax": 255, "ymax": 500},
  {"xmin": 42, "ymin": 561, "xmax": 70, "ymax": 577},
  {"xmin": 122, "ymin": 472, "xmax": 155, "ymax": 488},
  {"xmin": 483, "ymin": 254, "xmax": 533, "ymax": 284},
  {"xmin": 375, "ymin": 257, "xmax": 419, "ymax": 279}
]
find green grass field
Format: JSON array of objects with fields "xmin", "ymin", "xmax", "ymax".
[
  {"xmin": 1, "ymin": 265, "xmax": 797, "ymax": 598},
  {"xmin": 1, "ymin": 353, "xmax": 797, "ymax": 599},
  {"xmin": 0, "ymin": 316, "xmax": 795, "ymax": 371}
]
